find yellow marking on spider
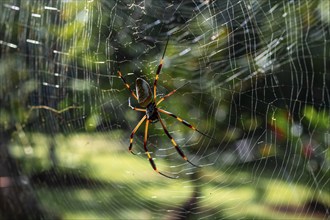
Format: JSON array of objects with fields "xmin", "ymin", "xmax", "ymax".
[
  {"xmin": 157, "ymin": 98, "xmax": 164, "ymax": 104},
  {"xmin": 170, "ymin": 138, "xmax": 177, "ymax": 146}
]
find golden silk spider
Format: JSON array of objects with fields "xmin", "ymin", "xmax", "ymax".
[{"xmin": 118, "ymin": 38, "xmax": 213, "ymax": 178}]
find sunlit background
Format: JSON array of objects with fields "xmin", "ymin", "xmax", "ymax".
[{"xmin": 0, "ymin": 0, "xmax": 329, "ymax": 219}]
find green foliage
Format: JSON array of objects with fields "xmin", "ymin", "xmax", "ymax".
[{"xmin": 304, "ymin": 106, "xmax": 330, "ymax": 131}]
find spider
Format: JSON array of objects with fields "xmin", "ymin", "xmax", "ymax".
[{"xmin": 118, "ymin": 38, "xmax": 212, "ymax": 178}]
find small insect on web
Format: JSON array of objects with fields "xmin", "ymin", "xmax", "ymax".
[{"xmin": 117, "ymin": 37, "xmax": 214, "ymax": 179}]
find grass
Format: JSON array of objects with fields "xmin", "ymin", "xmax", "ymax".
[{"xmin": 9, "ymin": 132, "xmax": 330, "ymax": 219}]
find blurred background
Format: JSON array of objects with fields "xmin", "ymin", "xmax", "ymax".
[{"xmin": 0, "ymin": 0, "xmax": 329, "ymax": 219}]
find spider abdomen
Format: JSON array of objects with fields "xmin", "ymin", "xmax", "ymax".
[
  {"xmin": 146, "ymin": 102, "xmax": 159, "ymax": 123},
  {"xmin": 136, "ymin": 78, "xmax": 152, "ymax": 107}
]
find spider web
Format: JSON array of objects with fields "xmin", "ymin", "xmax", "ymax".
[{"xmin": 1, "ymin": 0, "xmax": 329, "ymax": 219}]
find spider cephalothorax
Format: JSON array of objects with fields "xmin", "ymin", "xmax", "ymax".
[
  {"xmin": 146, "ymin": 102, "xmax": 158, "ymax": 123},
  {"xmin": 117, "ymin": 38, "xmax": 212, "ymax": 178}
]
